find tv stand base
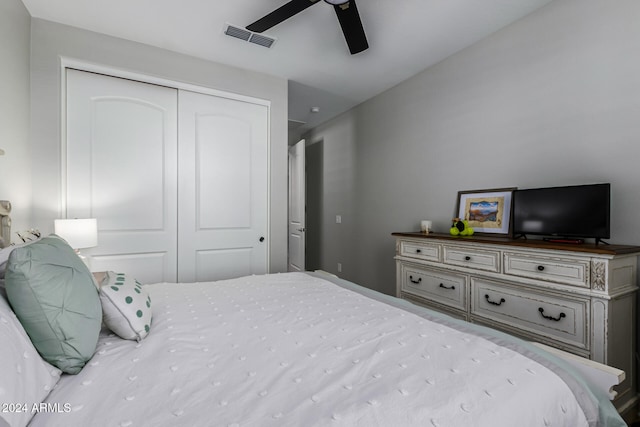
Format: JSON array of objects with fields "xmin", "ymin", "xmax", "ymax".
[{"xmin": 543, "ymin": 237, "xmax": 584, "ymax": 244}]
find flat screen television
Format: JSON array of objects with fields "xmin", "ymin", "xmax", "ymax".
[{"xmin": 512, "ymin": 183, "xmax": 610, "ymax": 243}]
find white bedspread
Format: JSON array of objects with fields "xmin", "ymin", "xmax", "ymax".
[{"xmin": 32, "ymin": 272, "xmax": 589, "ymax": 426}]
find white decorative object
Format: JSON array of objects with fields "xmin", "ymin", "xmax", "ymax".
[
  {"xmin": 420, "ymin": 220, "xmax": 432, "ymax": 234},
  {"xmin": 0, "ymin": 200, "xmax": 11, "ymax": 247},
  {"xmin": 54, "ymin": 218, "xmax": 98, "ymax": 266},
  {"xmin": 14, "ymin": 229, "xmax": 41, "ymax": 244},
  {"xmin": 393, "ymin": 232, "xmax": 640, "ymax": 415}
]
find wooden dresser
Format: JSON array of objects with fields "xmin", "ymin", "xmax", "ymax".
[{"xmin": 393, "ymin": 232, "xmax": 640, "ymax": 414}]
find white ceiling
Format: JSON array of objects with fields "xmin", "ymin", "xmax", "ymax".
[{"xmin": 21, "ymin": 0, "xmax": 553, "ymax": 133}]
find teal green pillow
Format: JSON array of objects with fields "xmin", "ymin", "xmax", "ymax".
[{"xmin": 4, "ymin": 235, "xmax": 102, "ymax": 374}]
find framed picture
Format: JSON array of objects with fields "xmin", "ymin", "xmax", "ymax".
[{"xmin": 456, "ymin": 188, "xmax": 516, "ymax": 236}]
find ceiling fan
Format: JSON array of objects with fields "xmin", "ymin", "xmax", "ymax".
[{"xmin": 246, "ymin": 0, "xmax": 369, "ymax": 54}]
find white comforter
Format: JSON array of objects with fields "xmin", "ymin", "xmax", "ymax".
[{"xmin": 32, "ymin": 272, "xmax": 589, "ymax": 426}]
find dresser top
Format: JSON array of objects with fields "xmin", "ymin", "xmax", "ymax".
[{"xmin": 392, "ymin": 232, "xmax": 640, "ymax": 256}]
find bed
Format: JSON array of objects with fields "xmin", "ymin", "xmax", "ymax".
[{"xmin": 0, "ymin": 235, "xmax": 629, "ymax": 427}]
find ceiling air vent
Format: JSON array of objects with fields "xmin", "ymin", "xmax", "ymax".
[
  {"xmin": 249, "ymin": 33, "xmax": 275, "ymax": 48},
  {"xmin": 224, "ymin": 24, "xmax": 251, "ymax": 41},
  {"xmin": 224, "ymin": 24, "xmax": 276, "ymax": 48}
]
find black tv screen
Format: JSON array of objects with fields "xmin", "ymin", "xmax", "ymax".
[{"xmin": 512, "ymin": 183, "xmax": 610, "ymax": 241}]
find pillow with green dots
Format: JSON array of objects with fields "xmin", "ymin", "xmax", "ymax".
[{"xmin": 99, "ymin": 271, "xmax": 152, "ymax": 341}]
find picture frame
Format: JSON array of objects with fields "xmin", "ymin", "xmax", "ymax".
[{"xmin": 456, "ymin": 187, "xmax": 516, "ymax": 236}]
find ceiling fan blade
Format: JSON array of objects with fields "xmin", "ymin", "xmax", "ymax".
[
  {"xmin": 333, "ymin": 0, "xmax": 368, "ymax": 54},
  {"xmin": 247, "ymin": 0, "xmax": 321, "ymax": 33}
]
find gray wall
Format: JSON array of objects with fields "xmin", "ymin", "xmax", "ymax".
[
  {"xmin": 305, "ymin": 114, "xmax": 358, "ymax": 282},
  {"xmin": 0, "ymin": 0, "xmax": 32, "ymax": 236},
  {"xmin": 29, "ymin": 19, "xmax": 289, "ymax": 273},
  {"xmin": 304, "ymin": 0, "xmax": 640, "ymax": 295}
]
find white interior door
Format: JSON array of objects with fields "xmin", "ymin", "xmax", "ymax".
[
  {"xmin": 65, "ymin": 69, "xmax": 178, "ymax": 284},
  {"xmin": 288, "ymin": 140, "xmax": 305, "ymax": 272},
  {"xmin": 177, "ymin": 90, "xmax": 269, "ymax": 282}
]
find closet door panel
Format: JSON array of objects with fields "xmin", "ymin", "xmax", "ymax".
[
  {"xmin": 89, "ymin": 252, "xmax": 168, "ymax": 281},
  {"xmin": 91, "ymin": 99, "xmax": 166, "ymax": 231},
  {"xmin": 197, "ymin": 115, "xmax": 251, "ymax": 229},
  {"xmin": 66, "ymin": 69, "xmax": 178, "ymax": 284},
  {"xmin": 178, "ymin": 90, "xmax": 268, "ymax": 282},
  {"xmin": 195, "ymin": 248, "xmax": 253, "ymax": 282}
]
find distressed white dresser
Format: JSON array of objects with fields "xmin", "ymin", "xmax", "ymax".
[{"xmin": 393, "ymin": 232, "xmax": 640, "ymax": 414}]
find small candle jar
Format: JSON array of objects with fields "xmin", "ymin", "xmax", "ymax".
[{"xmin": 420, "ymin": 220, "xmax": 432, "ymax": 234}]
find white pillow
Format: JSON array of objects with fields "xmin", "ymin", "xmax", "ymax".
[
  {"xmin": 0, "ymin": 288, "xmax": 61, "ymax": 427},
  {"xmin": 99, "ymin": 272, "xmax": 152, "ymax": 341}
]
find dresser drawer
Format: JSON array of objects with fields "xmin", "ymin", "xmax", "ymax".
[
  {"xmin": 402, "ymin": 294, "xmax": 468, "ymax": 321},
  {"xmin": 400, "ymin": 265, "xmax": 467, "ymax": 311},
  {"xmin": 471, "ymin": 278, "xmax": 588, "ymax": 349},
  {"xmin": 398, "ymin": 240, "xmax": 440, "ymax": 262},
  {"xmin": 443, "ymin": 246, "xmax": 500, "ymax": 272},
  {"xmin": 504, "ymin": 252, "xmax": 589, "ymax": 288}
]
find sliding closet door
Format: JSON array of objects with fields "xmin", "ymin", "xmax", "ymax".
[
  {"xmin": 178, "ymin": 90, "xmax": 268, "ymax": 282},
  {"xmin": 66, "ymin": 69, "xmax": 178, "ymax": 284}
]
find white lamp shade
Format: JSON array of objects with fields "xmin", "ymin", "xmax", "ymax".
[{"xmin": 54, "ymin": 218, "xmax": 98, "ymax": 249}]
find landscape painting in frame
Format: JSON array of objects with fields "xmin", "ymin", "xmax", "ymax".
[{"xmin": 456, "ymin": 188, "xmax": 516, "ymax": 236}]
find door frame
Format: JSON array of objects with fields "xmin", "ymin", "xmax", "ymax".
[
  {"xmin": 288, "ymin": 139, "xmax": 305, "ymax": 271},
  {"xmin": 59, "ymin": 57, "xmax": 273, "ymax": 270}
]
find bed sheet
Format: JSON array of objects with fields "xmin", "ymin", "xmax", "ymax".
[{"xmin": 30, "ymin": 272, "xmax": 619, "ymax": 426}]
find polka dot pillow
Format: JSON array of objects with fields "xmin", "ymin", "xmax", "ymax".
[{"xmin": 99, "ymin": 272, "xmax": 152, "ymax": 341}]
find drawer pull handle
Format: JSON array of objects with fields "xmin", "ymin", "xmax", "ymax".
[
  {"xmin": 538, "ymin": 307, "xmax": 566, "ymax": 322},
  {"xmin": 439, "ymin": 283, "xmax": 455, "ymax": 290},
  {"xmin": 409, "ymin": 275, "xmax": 422, "ymax": 284},
  {"xmin": 464, "ymin": 256, "xmax": 471, "ymax": 261},
  {"xmin": 416, "ymin": 249, "xmax": 422, "ymax": 254},
  {"xmin": 537, "ymin": 265, "xmax": 545, "ymax": 271},
  {"xmin": 484, "ymin": 294, "xmax": 505, "ymax": 306}
]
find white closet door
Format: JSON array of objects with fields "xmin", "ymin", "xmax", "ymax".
[
  {"xmin": 178, "ymin": 90, "xmax": 268, "ymax": 282},
  {"xmin": 66, "ymin": 69, "xmax": 178, "ymax": 284}
]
